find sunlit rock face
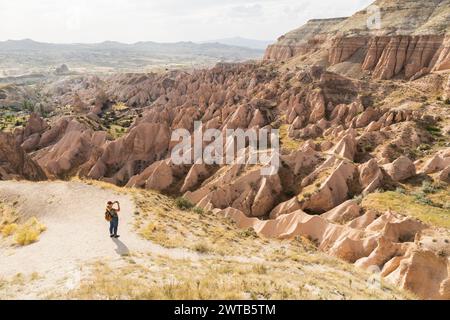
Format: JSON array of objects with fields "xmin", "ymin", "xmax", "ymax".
[{"xmin": 264, "ymin": 0, "xmax": 450, "ymax": 80}]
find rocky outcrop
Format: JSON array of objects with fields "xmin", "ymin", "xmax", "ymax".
[
  {"xmin": 439, "ymin": 165, "xmax": 450, "ymax": 183},
  {"xmin": 14, "ymin": 113, "xmax": 49, "ymax": 152},
  {"xmin": 385, "ymin": 248, "xmax": 450, "ymax": 300},
  {"xmin": 34, "ymin": 119, "xmax": 107, "ymax": 178},
  {"xmin": 298, "ymin": 158, "xmax": 360, "ymax": 214},
  {"xmin": 321, "ymin": 200, "xmax": 361, "ymax": 224},
  {"xmin": 444, "ymin": 74, "xmax": 450, "ymax": 100},
  {"xmin": 0, "ymin": 132, "xmax": 47, "ymax": 181},
  {"xmin": 432, "ymin": 36, "xmax": 450, "ymax": 72},
  {"xmin": 184, "ymin": 162, "xmax": 283, "ymax": 217},
  {"xmin": 88, "ymin": 123, "xmax": 170, "ymax": 185},
  {"xmin": 420, "ymin": 148, "xmax": 450, "ymax": 174},
  {"xmin": 329, "ymin": 131, "xmax": 357, "ymax": 160},
  {"xmin": 329, "ymin": 35, "xmax": 447, "ymax": 80},
  {"xmin": 383, "ymin": 156, "xmax": 416, "ymax": 182},
  {"xmin": 219, "ymin": 205, "xmax": 448, "ymax": 299},
  {"xmin": 358, "ymin": 158, "xmax": 384, "ymax": 194}
]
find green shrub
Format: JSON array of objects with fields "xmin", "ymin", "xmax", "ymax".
[
  {"xmin": 175, "ymin": 197, "xmax": 194, "ymax": 210},
  {"xmin": 284, "ymin": 190, "xmax": 296, "ymax": 198},
  {"xmin": 353, "ymin": 194, "xmax": 364, "ymax": 205},
  {"xmin": 412, "ymin": 192, "xmax": 433, "ymax": 206},
  {"xmin": 192, "ymin": 207, "xmax": 204, "ymax": 215},
  {"xmin": 421, "ymin": 181, "xmax": 438, "ymax": 194},
  {"xmin": 425, "ymin": 125, "xmax": 441, "ymax": 136},
  {"xmin": 395, "ymin": 187, "xmax": 406, "ymax": 195},
  {"xmin": 417, "ymin": 144, "xmax": 431, "ymax": 151}
]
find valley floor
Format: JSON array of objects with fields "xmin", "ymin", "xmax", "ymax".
[{"xmin": 0, "ymin": 180, "xmax": 410, "ymax": 300}]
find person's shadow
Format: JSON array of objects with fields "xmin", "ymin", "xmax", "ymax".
[{"xmin": 112, "ymin": 238, "xmax": 130, "ymax": 256}]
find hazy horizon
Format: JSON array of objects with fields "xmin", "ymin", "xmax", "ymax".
[
  {"xmin": 0, "ymin": 0, "xmax": 373, "ymax": 44},
  {"xmin": 0, "ymin": 36, "xmax": 271, "ymax": 46}
]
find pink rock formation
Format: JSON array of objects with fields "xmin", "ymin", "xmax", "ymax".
[
  {"xmin": 301, "ymin": 159, "xmax": 359, "ymax": 213},
  {"xmin": 14, "ymin": 113, "xmax": 48, "ymax": 152},
  {"xmin": 358, "ymin": 158, "xmax": 384, "ymax": 194},
  {"xmin": 0, "ymin": 132, "xmax": 46, "ymax": 181},
  {"xmin": 219, "ymin": 206, "xmax": 447, "ymax": 299},
  {"xmin": 88, "ymin": 123, "xmax": 170, "ymax": 185},
  {"xmin": 321, "ymin": 200, "xmax": 361, "ymax": 224},
  {"xmin": 420, "ymin": 148, "xmax": 450, "ymax": 174},
  {"xmin": 34, "ymin": 120, "xmax": 106, "ymax": 178},
  {"xmin": 383, "ymin": 156, "xmax": 416, "ymax": 182}
]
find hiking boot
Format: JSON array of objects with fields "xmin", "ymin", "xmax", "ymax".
[
  {"xmin": 114, "ymin": 235, "xmax": 120, "ymax": 238},
  {"xmin": 110, "ymin": 234, "xmax": 114, "ymax": 237}
]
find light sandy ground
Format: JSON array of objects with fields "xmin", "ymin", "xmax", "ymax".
[{"xmin": 0, "ymin": 180, "xmax": 199, "ymax": 298}]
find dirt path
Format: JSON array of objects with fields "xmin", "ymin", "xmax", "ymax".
[{"xmin": 0, "ymin": 180, "xmax": 202, "ymax": 298}]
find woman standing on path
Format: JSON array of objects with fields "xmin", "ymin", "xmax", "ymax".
[{"xmin": 106, "ymin": 201, "xmax": 120, "ymax": 238}]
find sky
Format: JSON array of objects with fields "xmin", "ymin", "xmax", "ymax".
[{"xmin": 0, "ymin": 0, "xmax": 374, "ymax": 43}]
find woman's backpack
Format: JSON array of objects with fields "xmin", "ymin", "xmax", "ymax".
[{"xmin": 105, "ymin": 209, "xmax": 113, "ymax": 222}]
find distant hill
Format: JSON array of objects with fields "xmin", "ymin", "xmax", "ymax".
[
  {"xmin": 0, "ymin": 39, "xmax": 264, "ymax": 75},
  {"xmin": 201, "ymin": 37, "xmax": 274, "ymax": 50}
]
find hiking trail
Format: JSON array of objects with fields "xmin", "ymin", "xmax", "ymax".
[{"xmin": 0, "ymin": 180, "xmax": 199, "ymax": 297}]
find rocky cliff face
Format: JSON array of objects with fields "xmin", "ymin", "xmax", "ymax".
[
  {"xmin": 264, "ymin": 18, "xmax": 346, "ymax": 61},
  {"xmin": 330, "ymin": 34, "xmax": 448, "ymax": 80},
  {"xmin": 264, "ymin": 0, "xmax": 450, "ymax": 80}
]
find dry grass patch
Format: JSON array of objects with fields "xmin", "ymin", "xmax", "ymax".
[
  {"xmin": 14, "ymin": 217, "xmax": 47, "ymax": 246},
  {"xmin": 64, "ymin": 254, "xmax": 411, "ymax": 300},
  {"xmin": 0, "ymin": 271, "xmax": 44, "ymax": 298},
  {"xmin": 0, "ymin": 204, "xmax": 47, "ymax": 246},
  {"xmin": 279, "ymin": 124, "xmax": 303, "ymax": 151},
  {"xmin": 1, "ymin": 202, "xmax": 46, "ymax": 245},
  {"xmin": 1, "ymin": 223, "xmax": 18, "ymax": 237},
  {"xmin": 112, "ymin": 102, "xmax": 129, "ymax": 111},
  {"xmin": 362, "ymin": 191, "xmax": 450, "ymax": 228},
  {"xmin": 139, "ymin": 221, "xmax": 184, "ymax": 248},
  {"xmin": 0, "ymin": 202, "xmax": 19, "ymax": 237},
  {"xmin": 192, "ymin": 242, "xmax": 212, "ymax": 254},
  {"xmin": 297, "ymin": 167, "xmax": 333, "ymax": 201},
  {"xmin": 424, "ymin": 183, "xmax": 450, "ymax": 209}
]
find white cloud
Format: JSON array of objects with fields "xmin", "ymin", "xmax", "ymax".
[{"xmin": 0, "ymin": 0, "xmax": 374, "ymax": 43}]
